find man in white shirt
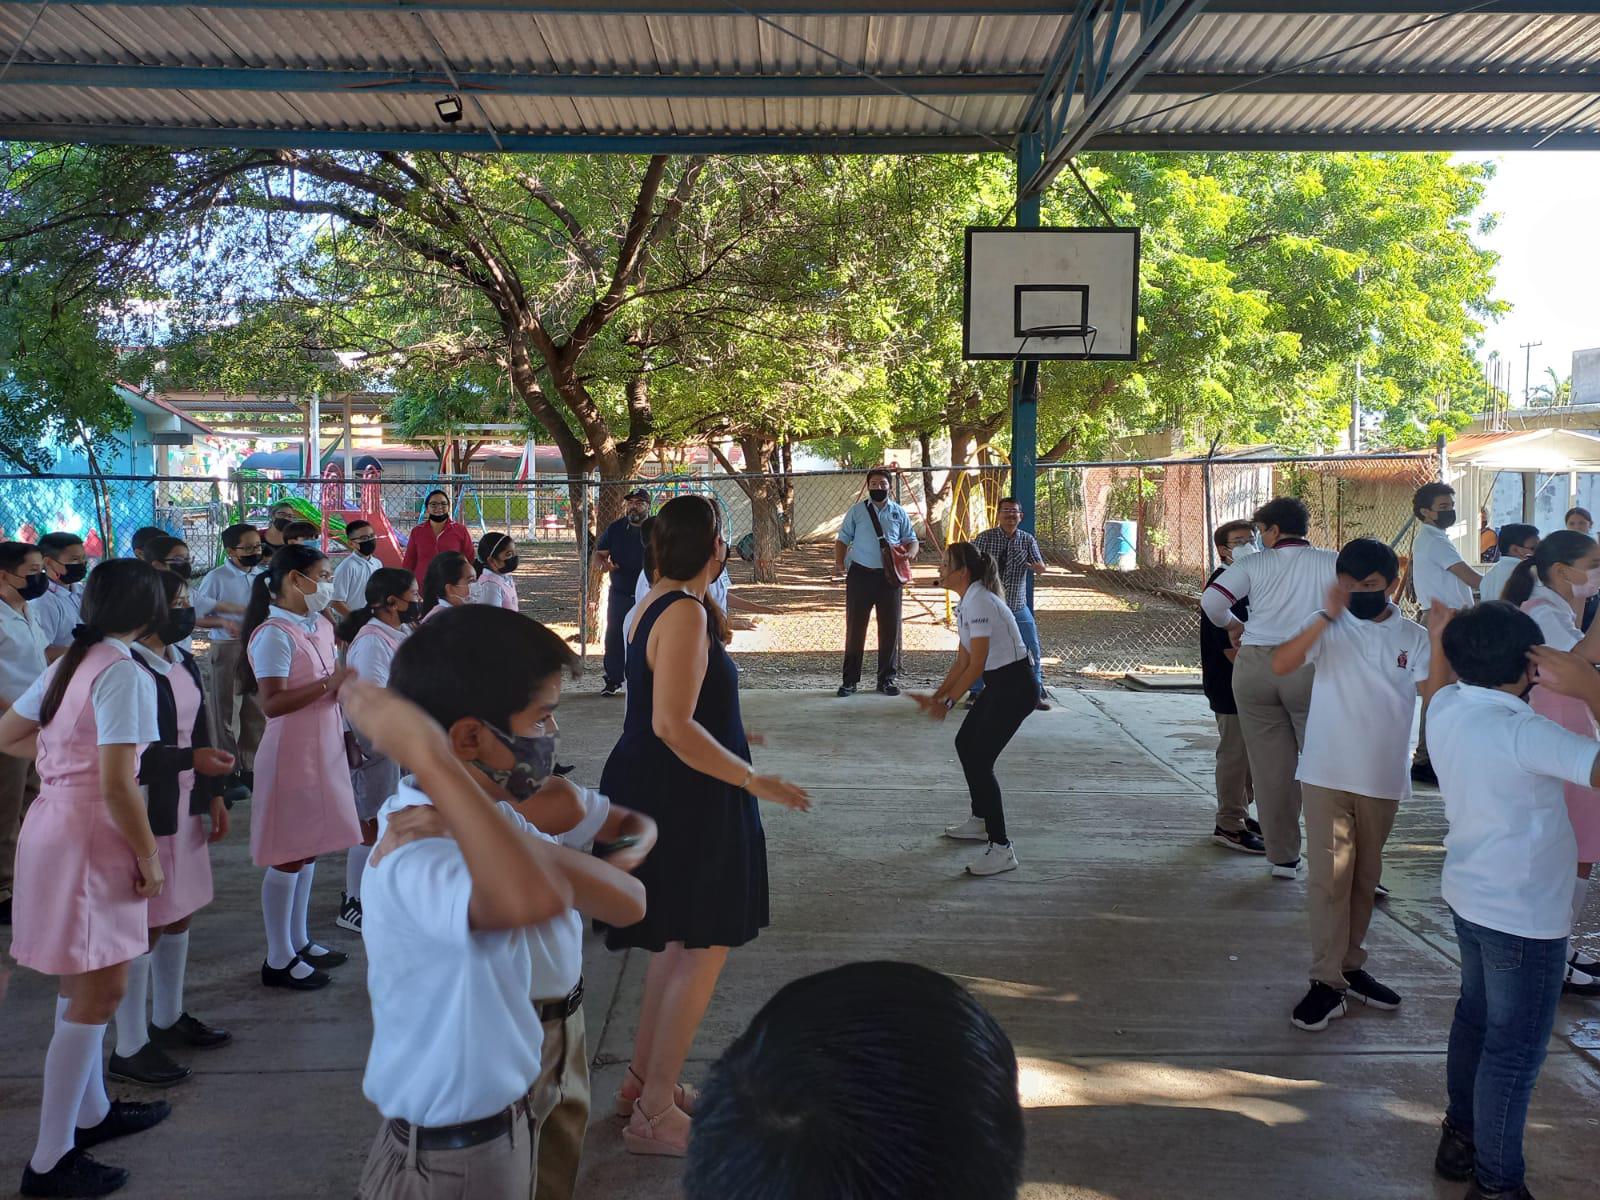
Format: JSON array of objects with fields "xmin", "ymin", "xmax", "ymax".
[
  {"xmin": 331, "ymin": 520, "xmax": 383, "ymax": 622},
  {"xmin": 1426, "ymin": 603, "xmax": 1600, "ymax": 1200},
  {"xmin": 192, "ymin": 523, "xmax": 266, "ymax": 801},
  {"xmin": 1477, "ymin": 524, "xmax": 1539, "ymax": 605},
  {"xmin": 30, "ymin": 532, "xmax": 88, "ymax": 657},
  {"xmin": 1201, "ymin": 497, "xmax": 1337, "ymax": 875},
  {"xmin": 1409, "ymin": 483, "xmax": 1481, "ymax": 783},
  {"xmin": 1269, "ymin": 539, "xmax": 1439, "ymax": 1033}
]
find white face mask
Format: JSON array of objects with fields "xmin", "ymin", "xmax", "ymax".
[
  {"xmin": 1230, "ymin": 543, "xmax": 1257, "ymax": 561},
  {"xmin": 1574, "ymin": 566, "xmax": 1600, "ymax": 600},
  {"xmin": 303, "ymin": 579, "xmax": 335, "ymax": 613}
]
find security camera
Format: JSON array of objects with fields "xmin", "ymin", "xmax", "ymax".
[{"xmin": 435, "ymin": 95, "xmax": 463, "ymax": 124}]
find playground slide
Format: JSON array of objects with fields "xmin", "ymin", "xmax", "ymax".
[{"xmin": 324, "ymin": 503, "xmax": 404, "ymax": 568}]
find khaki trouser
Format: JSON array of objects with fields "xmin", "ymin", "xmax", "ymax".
[
  {"xmin": 530, "ymin": 1005, "xmax": 590, "ymax": 1200},
  {"xmin": 1231, "ymin": 646, "xmax": 1314, "ymax": 865},
  {"xmin": 0, "ymin": 751, "xmax": 40, "ymax": 900},
  {"xmin": 357, "ymin": 1106, "xmax": 532, "ymax": 1200},
  {"xmin": 1302, "ymin": 782, "xmax": 1398, "ymax": 989},
  {"xmin": 1214, "ymin": 713, "xmax": 1253, "ymax": 833},
  {"xmin": 205, "ymin": 639, "xmax": 265, "ymax": 772}
]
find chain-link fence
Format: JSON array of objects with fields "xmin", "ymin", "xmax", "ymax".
[{"xmin": 0, "ymin": 452, "xmax": 1438, "ymax": 685}]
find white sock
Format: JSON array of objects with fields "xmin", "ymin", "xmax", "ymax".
[
  {"xmin": 262, "ymin": 868, "xmax": 300, "ymax": 971},
  {"xmin": 150, "ymin": 931, "xmax": 189, "ymax": 1030},
  {"xmin": 114, "ymin": 953, "xmax": 151, "ymax": 1057},
  {"xmin": 291, "ymin": 861, "xmax": 324, "ymax": 955},
  {"xmin": 60, "ymin": 996, "xmax": 111, "ymax": 1129},
  {"xmin": 345, "ymin": 845, "xmax": 370, "ymax": 902},
  {"xmin": 30, "ymin": 1004, "xmax": 105, "ymax": 1173}
]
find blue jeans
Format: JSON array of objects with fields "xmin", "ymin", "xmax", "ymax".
[
  {"xmin": 971, "ymin": 605, "xmax": 1043, "ymax": 700},
  {"xmin": 1445, "ymin": 910, "xmax": 1568, "ymax": 1194}
]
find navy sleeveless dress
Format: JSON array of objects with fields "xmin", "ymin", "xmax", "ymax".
[{"xmin": 601, "ymin": 592, "xmax": 769, "ymax": 952}]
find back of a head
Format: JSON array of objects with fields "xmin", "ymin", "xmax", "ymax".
[
  {"xmin": 684, "ymin": 961, "xmax": 1023, "ymax": 1200},
  {"xmin": 284, "ymin": 520, "xmax": 318, "ymax": 542},
  {"xmin": 390, "ymin": 605, "xmax": 577, "ymax": 729},
  {"xmin": 652, "ymin": 495, "xmax": 718, "ymax": 582},
  {"xmin": 1251, "ymin": 497, "xmax": 1309, "ymax": 538},
  {"xmin": 1496, "ymin": 523, "xmax": 1539, "ymax": 558},
  {"xmin": 1441, "ymin": 601, "xmax": 1543, "ymax": 688},
  {"xmin": 130, "ymin": 525, "xmax": 168, "ymax": 558}
]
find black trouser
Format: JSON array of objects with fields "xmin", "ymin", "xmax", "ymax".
[
  {"xmin": 602, "ymin": 594, "xmax": 632, "ymax": 687},
  {"xmin": 954, "ymin": 658, "xmax": 1036, "ymax": 845},
  {"xmin": 842, "ymin": 563, "xmax": 902, "ymax": 688}
]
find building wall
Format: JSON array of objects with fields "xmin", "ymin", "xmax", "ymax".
[{"xmin": 1574, "ymin": 348, "xmax": 1600, "ymax": 407}]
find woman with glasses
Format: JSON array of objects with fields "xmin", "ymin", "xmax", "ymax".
[{"xmin": 402, "ymin": 490, "xmax": 474, "ymax": 585}]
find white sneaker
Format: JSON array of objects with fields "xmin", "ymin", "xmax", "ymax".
[
  {"xmin": 966, "ymin": 842, "xmax": 1019, "ymax": 876},
  {"xmin": 1270, "ymin": 859, "xmax": 1303, "ymax": 880},
  {"xmin": 943, "ymin": 816, "xmax": 989, "ymax": 842}
]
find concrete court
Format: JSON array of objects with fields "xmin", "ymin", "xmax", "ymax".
[{"xmin": 3, "ymin": 687, "xmax": 1600, "ymax": 1200}]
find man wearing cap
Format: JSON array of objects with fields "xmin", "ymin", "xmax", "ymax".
[{"xmin": 593, "ymin": 488, "xmax": 651, "ymax": 696}]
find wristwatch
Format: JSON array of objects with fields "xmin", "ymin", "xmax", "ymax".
[{"xmin": 942, "ymin": 697, "xmax": 956, "ymax": 711}]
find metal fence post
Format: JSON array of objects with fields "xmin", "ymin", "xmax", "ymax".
[
  {"xmin": 1201, "ymin": 449, "xmax": 1216, "ymax": 575},
  {"xmin": 578, "ymin": 474, "xmax": 593, "ymax": 667}
]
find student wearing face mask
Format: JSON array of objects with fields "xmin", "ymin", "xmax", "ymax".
[
  {"xmin": 130, "ymin": 526, "xmax": 169, "ymax": 562},
  {"xmin": 331, "ymin": 520, "xmax": 385, "ymax": 623},
  {"xmin": 421, "ymin": 551, "xmax": 478, "ymax": 621},
  {"xmin": 1502, "ymin": 530, "xmax": 1600, "ymax": 996},
  {"xmin": 1478, "ymin": 524, "xmax": 1540, "ymax": 605},
  {"xmin": 194, "ymin": 524, "xmax": 268, "ymax": 804},
  {"xmin": 475, "ymin": 532, "xmax": 521, "ymax": 612},
  {"xmin": 833, "ymin": 469, "xmax": 918, "ymax": 699},
  {"xmin": 260, "ymin": 502, "xmax": 298, "ymax": 553},
  {"xmin": 0, "ymin": 541, "xmax": 50, "ymax": 927},
  {"xmin": 594, "ymin": 488, "xmax": 652, "ymax": 697},
  {"xmin": 403, "ymin": 489, "xmax": 474, "ymax": 586},
  {"xmin": 147, "ymin": 535, "xmax": 244, "ymax": 652},
  {"xmin": 1271, "ymin": 539, "xmax": 1441, "ymax": 1032},
  {"xmin": 334, "ymin": 567, "xmax": 420, "ymax": 934},
  {"xmin": 239, "ymin": 545, "xmax": 361, "ymax": 991},
  {"xmin": 32, "ymin": 532, "xmax": 89, "ymax": 660},
  {"xmin": 1409, "ymin": 483, "xmax": 1481, "ymax": 786},
  {"xmin": 1201, "ymin": 521, "xmax": 1264, "ymax": 854},
  {"xmin": 113, "ymin": 571, "xmax": 236, "ymax": 1088}
]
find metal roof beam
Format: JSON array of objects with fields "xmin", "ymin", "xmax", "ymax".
[
  {"xmin": 1138, "ymin": 71, "xmax": 1600, "ymax": 94},
  {"xmin": 0, "ymin": 122, "xmax": 1006, "ymax": 154},
  {"xmin": 1086, "ymin": 130, "xmax": 1600, "ymax": 149},
  {"xmin": 42, "ymin": 0, "xmax": 1075, "ymax": 12},
  {"xmin": 1204, "ymin": 2, "xmax": 1598, "ymax": 13},
  {"xmin": 0, "ymin": 63, "xmax": 1042, "ymax": 97}
]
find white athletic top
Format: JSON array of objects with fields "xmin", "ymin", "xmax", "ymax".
[
  {"xmin": 1295, "ymin": 606, "xmax": 1431, "ymax": 802},
  {"xmin": 332, "ymin": 552, "xmax": 383, "ymax": 612},
  {"xmin": 1203, "ymin": 541, "xmax": 1338, "ymax": 648},
  {"xmin": 0, "ymin": 599, "xmax": 49, "ymax": 708},
  {"xmin": 1477, "ymin": 555, "xmax": 1521, "ymax": 604},
  {"xmin": 362, "ymin": 778, "xmax": 544, "ymax": 1126},
  {"xmin": 191, "ymin": 562, "xmax": 263, "ymax": 642},
  {"xmin": 1412, "ymin": 524, "xmax": 1475, "ymax": 609},
  {"xmin": 1428, "ymin": 683, "xmax": 1597, "ymax": 939},
  {"xmin": 1522, "ymin": 581, "xmax": 1583, "ymax": 652},
  {"xmin": 247, "ymin": 607, "xmax": 328, "ymax": 680},
  {"xmin": 524, "ymin": 786, "xmax": 611, "ymax": 1001},
  {"xmin": 957, "ymin": 581, "xmax": 1030, "ymax": 671},
  {"xmin": 14, "ymin": 638, "xmax": 158, "ymax": 745}
]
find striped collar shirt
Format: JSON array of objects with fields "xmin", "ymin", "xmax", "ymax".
[
  {"xmin": 1203, "ymin": 539, "xmax": 1338, "ymax": 648},
  {"xmin": 972, "ymin": 527, "xmax": 1042, "ymax": 611}
]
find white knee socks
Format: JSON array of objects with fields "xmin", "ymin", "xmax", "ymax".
[
  {"xmin": 291, "ymin": 861, "xmax": 325, "ymax": 955},
  {"xmin": 262, "ymin": 868, "xmax": 302, "ymax": 972},
  {"xmin": 113, "ymin": 953, "xmax": 151, "ymax": 1057},
  {"xmin": 31, "ymin": 999, "xmax": 106, "ymax": 1174},
  {"xmin": 345, "ymin": 845, "xmax": 370, "ymax": 902},
  {"xmin": 150, "ymin": 931, "xmax": 189, "ymax": 1030}
]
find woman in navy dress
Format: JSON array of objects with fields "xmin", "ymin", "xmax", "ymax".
[{"xmin": 601, "ymin": 495, "xmax": 810, "ymax": 1158}]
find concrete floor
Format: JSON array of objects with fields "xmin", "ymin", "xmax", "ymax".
[{"xmin": 3, "ymin": 687, "xmax": 1600, "ymax": 1200}]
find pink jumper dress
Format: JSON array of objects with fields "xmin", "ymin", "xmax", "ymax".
[
  {"xmin": 1523, "ymin": 593, "xmax": 1600, "ymax": 860},
  {"xmin": 248, "ymin": 616, "xmax": 360, "ymax": 867},
  {"xmin": 11, "ymin": 643, "xmax": 153, "ymax": 976},
  {"xmin": 147, "ymin": 655, "xmax": 213, "ymax": 927},
  {"xmin": 477, "ymin": 571, "xmax": 518, "ymax": 611}
]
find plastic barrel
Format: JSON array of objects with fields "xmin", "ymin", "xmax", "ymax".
[{"xmin": 1103, "ymin": 520, "xmax": 1138, "ymax": 571}]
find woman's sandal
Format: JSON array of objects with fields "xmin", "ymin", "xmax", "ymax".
[
  {"xmin": 621, "ymin": 1098, "xmax": 690, "ymax": 1158},
  {"xmin": 614, "ymin": 1066, "xmax": 699, "ymax": 1118}
]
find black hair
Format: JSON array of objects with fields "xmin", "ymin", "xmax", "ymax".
[
  {"xmin": 345, "ymin": 519, "xmax": 373, "ymax": 539},
  {"xmin": 1496, "ymin": 523, "xmax": 1540, "ymax": 558},
  {"xmin": 866, "ymin": 466, "xmax": 892, "ymax": 486},
  {"xmin": 651, "ymin": 497, "xmax": 730, "ymax": 643},
  {"xmin": 946, "ymin": 541, "xmax": 1002, "ymax": 596},
  {"xmin": 1252, "ymin": 497, "xmax": 1309, "ymax": 538},
  {"xmin": 1502, "ymin": 529, "xmax": 1596, "ymax": 608},
  {"xmin": 36, "ymin": 532, "xmax": 83, "ymax": 557},
  {"xmin": 684, "ymin": 961, "xmax": 1024, "ymax": 1200},
  {"xmin": 638, "ymin": 516, "xmax": 658, "ymax": 587},
  {"xmin": 38, "ymin": 559, "xmax": 167, "ymax": 727},
  {"xmin": 283, "ymin": 520, "xmax": 318, "ymax": 542},
  {"xmin": 476, "ymin": 531, "xmax": 513, "ymax": 576},
  {"xmin": 146, "ymin": 534, "xmax": 189, "ymax": 563},
  {"xmin": 155, "ymin": 567, "xmax": 188, "ymax": 607},
  {"xmin": 423, "ymin": 489, "xmax": 449, "ymax": 508},
  {"xmin": 0, "ymin": 540, "xmax": 42, "ymax": 574},
  {"xmin": 336, "ymin": 567, "xmax": 416, "ymax": 643},
  {"xmin": 1442, "ymin": 601, "xmax": 1544, "ymax": 689},
  {"xmin": 1335, "ymin": 537, "xmax": 1398, "ymax": 585},
  {"xmin": 390, "ymin": 605, "xmax": 579, "ymax": 731},
  {"xmin": 421, "ymin": 550, "xmax": 473, "ymax": 616},
  {"xmin": 130, "ymin": 526, "xmax": 168, "ymax": 557},
  {"xmin": 1413, "ymin": 481, "xmax": 1455, "ymax": 517},
  {"xmin": 996, "ymin": 496, "xmax": 1022, "ymax": 510},
  {"xmin": 221, "ymin": 523, "xmax": 259, "ymax": 551},
  {"xmin": 1567, "ymin": 507, "xmax": 1592, "ymax": 523},
  {"xmin": 237, "ymin": 544, "xmax": 328, "ymax": 694},
  {"xmin": 1212, "ymin": 519, "xmax": 1255, "ymax": 552}
]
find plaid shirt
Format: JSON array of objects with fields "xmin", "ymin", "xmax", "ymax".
[{"xmin": 972, "ymin": 527, "xmax": 1042, "ymax": 611}]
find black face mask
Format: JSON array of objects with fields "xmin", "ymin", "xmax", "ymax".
[
  {"xmin": 475, "ymin": 720, "xmax": 557, "ymax": 801},
  {"xmin": 498, "ymin": 555, "xmax": 519, "ymax": 574},
  {"xmin": 57, "ymin": 562, "xmax": 88, "ymax": 586},
  {"xmin": 401, "ymin": 601, "xmax": 424, "ymax": 624},
  {"xmin": 159, "ymin": 606, "xmax": 197, "ymax": 645},
  {"xmin": 165, "ymin": 561, "xmax": 193, "ymax": 581},
  {"xmin": 236, "ymin": 551, "xmax": 262, "ymax": 569},
  {"xmin": 868, "ymin": 487, "xmax": 889, "ymax": 504},
  {"xmin": 429, "ymin": 512, "xmax": 448, "ymax": 524},
  {"xmin": 17, "ymin": 571, "xmax": 49, "ymax": 601},
  {"xmin": 1347, "ymin": 590, "xmax": 1389, "ymax": 621},
  {"xmin": 355, "ymin": 539, "xmax": 377, "ymax": 557},
  {"xmin": 272, "ymin": 517, "xmax": 292, "ymax": 532},
  {"xmin": 1434, "ymin": 508, "xmax": 1457, "ymax": 529}
]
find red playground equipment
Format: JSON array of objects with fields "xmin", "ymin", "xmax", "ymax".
[{"xmin": 319, "ymin": 463, "xmax": 404, "ymax": 567}]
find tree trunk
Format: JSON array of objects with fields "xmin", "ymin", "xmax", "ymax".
[{"xmin": 739, "ymin": 436, "xmax": 782, "ymax": 584}]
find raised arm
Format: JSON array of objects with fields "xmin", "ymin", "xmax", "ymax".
[{"xmin": 1421, "ymin": 603, "xmax": 1457, "ymax": 706}]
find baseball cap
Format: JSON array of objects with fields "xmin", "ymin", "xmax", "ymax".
[{"xmin": 624, "ymin": 488, "xmax": 650, "ymax": 502}]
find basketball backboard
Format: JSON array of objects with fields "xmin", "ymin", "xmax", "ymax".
[{"xmin": 963, "ymin": 227, "xmax": 1140, "ymax": 361}]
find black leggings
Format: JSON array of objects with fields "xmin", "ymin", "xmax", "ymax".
[{"xmin": 954, "ymin": 657, "xmax": 1036, "ymax": 845}]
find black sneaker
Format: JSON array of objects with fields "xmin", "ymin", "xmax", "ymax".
[
  {"xmin": 20, "ymin": 1149, "xmax": 129, "ymax": 1197},
  {"xmin": 600, "ymin": 682, "xmax": 623, "ymax": 697},
  {"xmin": 1244, "ymin": 816, "xmax": 1262, "ymax": 836},
  {"xmin": 74, "ymin": 1100, "xmax": 171, "ymax": 1150},
  {"xmin": 1464, "ymin": 1185, "xmax": 1534, "ymax": 1200},
  {"xmin": 1212, "ymin": 825, "xmax": 1266, "ymax": 854},
  {"xmin": 836, "ymin": 684, "xmax": 856, "ymax": 698},
  {"xmin": 1562, "ymin": 962, "xmax": 1600, "ymax": 996},
  {"xmin": 1434, "ymin": 1118, "xmax": 1476, "ymax": 1182},
  {"xmin": 148, "ymin": 1013, "xmax": 231, "ymax": 1050},
  {"xmin": 297, "ymin": 943, "xmax": 348, "ymax": 969},
  {"xmin": 0, "ymin": 895, "xmax": 10, "ymax": 925},
  {"xmin": 107, "ymin": 1043, "xmax": 190, "ymax": 1088},
  {"xmin": 1344, "ymin": 969, "xmax": 1402, "ymax": 1010},
  {"xmin": 1291, "ymin": 982, "xmax": 1347, "ymax": 1032},
  {"xmin": 261, "ymin": 957, "xmax": 331, "ymax": 991},
  {"xmin": 1374, "ymin": 881, "xmax": 1391, "ymax": 902},
  {"xmin": 877, "ymin": 683, "xmax": 901, "ymax": 697},
  {"xmin": 335, "ymin": 891, "xmax": 362, "ymax": 934},
  {"xmin": 1410, "ymin": 760, "xmax": 1438, "ymax": 785}
]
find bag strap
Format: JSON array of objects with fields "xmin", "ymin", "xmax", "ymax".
[{"xmin": 864, "ymin": 500, "xmax": 891, "ymax": 549}]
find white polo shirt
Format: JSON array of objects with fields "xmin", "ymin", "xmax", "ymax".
[
  {"xmin": 957, "ymin": 581, "xmax": 1030, "ymax": 671},
  {"xmin": 29, "ymin": 580, "xmax": 82, "ymax": 648},
  {"xmin": 1412, "ymin": 524, "xmax": 1475, "ymax": 609},
  {"xmin": 1477, "ymin": 555, "xmax": 1522, "ymax": 604},
  {"xmin": 332, "ymin": 551, "xmax": 383, "ymax": 612},
  {"xmin": 1521, "ymin": 581, "xmax": 1583, "ymax": 652},
  {"xmin": 191, "ymin": 561, "xmax": 263, "ymax": 643},
  {"xmin": 14, "ymin": 638, "xmax": 157, "ymax": 745},
  {"xmin": 1295, "ymin": 606, "xmax": 1431, "ymax": 802},
  {"xmin": 1427, "ymin": 682, "xmax": 1597, "ymax": 939},
  {"xmin": 1203, "ymin": 540, "xmax": 1338, "ymax": 647},
  {"xmin": 0, "ymin": 600, "xmax": 50, "ymax": 708},
  {"xmin": 525, "ymin": 786, "xmax": 611, "ymax": 1002},
  {"xmin": 362, "ymin": 778, "xmax": 544, "ymax": 1126}
]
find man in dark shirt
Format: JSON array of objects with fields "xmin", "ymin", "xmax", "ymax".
[
  {"xmin": 1203, "ymin": 520, "xmax": 1265, "ymax": 854},
  {"xmin": 593, "ymin": 488, "xmax": 651, "ymax": 696}
]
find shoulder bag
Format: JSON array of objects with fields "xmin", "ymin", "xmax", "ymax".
[{"xmin": 865, "ymin": 502, "xmax": 913, "ymax": 588}]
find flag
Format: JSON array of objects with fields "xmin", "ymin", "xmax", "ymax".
[{"xmin": 515, "ymin": 437, "xmax": 536, "ymax": 482}]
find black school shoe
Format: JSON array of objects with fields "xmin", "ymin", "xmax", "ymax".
[
  {"xmin": 1291, "ymin": 982, "xmax": 1347, "ymax": 1032},
  {"xmin": 297, "ymin": 943, "xmax": 348, "ymax": 969},
  {"xmin": 149, "ymin": 1013, "xmax": 232, "ymax": 1050},
  {"xmin": 75, "ymin": 1100, "xmax": 171, "ymax": 1150},
  {"xmin": 836, "ymin": 684, "xmax": 856, "ymax": 698},
  {"xmin": 261, "ymin": 957, "xmax": 331, "ymax": 991},
  {"xmin": 1344, "ymin": 969, "xmax": 1402, "ymax": 1010},
  {"xmin": 107, "ymin": 1043, "xmax": 190, "ymax": 1088},
  {"xmin": 1435, "ymin": 1118, "xmax": 1476, "ymax": 1182},
  {"xmin": 877, "ymin": 683, "xmax": 901, "ymax": 697},
  {"xmin": 20, "ymin": 1149, "xmax": 129, "ymax": 1198}
]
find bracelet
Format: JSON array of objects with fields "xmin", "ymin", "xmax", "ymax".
[
  {"xmin": 137, "ymin": 850, "xmax": 159, "ymax": 863},
  {"xmin": 738, "ymin": 764, "xmax": 754, "ymax": 790},
  {"xmin": 942, "ymin": 697, "xmax": 956, "ymax": 711},
  {"xmin": 1316, "ymin": 610, "xmax": 1334, "ymax": 623}
]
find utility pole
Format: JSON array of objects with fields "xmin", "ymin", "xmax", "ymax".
[{"xmin": 1520, "ymin": 341, "xmax": 1543, "ymax": 404}]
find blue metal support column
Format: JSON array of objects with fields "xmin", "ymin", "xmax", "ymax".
[{"xmin": 1013, "ymin": 131, "xmax": 1042, "ymax": 540}]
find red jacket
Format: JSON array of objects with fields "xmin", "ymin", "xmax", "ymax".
[{"xmin": 403, "ymin": 518, "xmax": 475, "ymax": 582}]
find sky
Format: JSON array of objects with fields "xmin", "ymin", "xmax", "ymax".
[{"xmin": 1465, "ymin": 151, "xmax": 1600, "ymax": 401}]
